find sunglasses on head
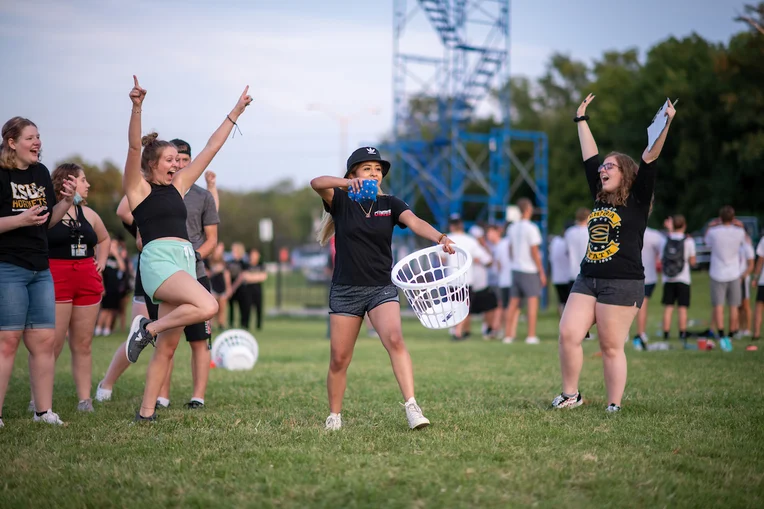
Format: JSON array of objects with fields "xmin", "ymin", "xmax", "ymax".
[{"xmin": 598, "ymin": 162, "xmax": 621, "ymax": 172}]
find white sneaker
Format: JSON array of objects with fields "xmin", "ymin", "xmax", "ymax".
[
  {"xmin": 403, "ymin": 399, "xmax": 430, "ymax": 430},
  {"xmin": 525, "ymin": 336, "xmax": 540, "ymax": 345},
  {"xmin": 33, "ymin": 410, "xmax": 64, "ymax": 425},
  {"xmin": 28, "ymin": 400, "xmax": 35, "ymax": 412},
  {"xmin": 95, "ymin": 381, "xmax": 112, "ymax": 402},
  {"xmin": 502, "ymin": 337, "xmax": 514, "ymax": 344},
  {"xmin": 0, "ymin": 417, "xmax": 3, "ymax": 428},
  {"xmin": 325, "ymin": 413, "xmax": 342, "ymax": 430}
]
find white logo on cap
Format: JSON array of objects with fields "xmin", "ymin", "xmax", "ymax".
[{"xmin": 366, "ymin": 147, "xmax": 376, "ymax": 154}]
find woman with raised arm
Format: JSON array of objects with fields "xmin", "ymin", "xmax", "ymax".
[
  {"xmin": 123, "ymin": 76, "xmax": 251, "ymax": 421},
  {"xmin": 553, "ymin": 94, "xmax": 676, "ymax": 413},
  {"xmin": 40, "ymin": 163, "xmax": 110, "ymax": 413},
  {"xmin": 312, "ymin": 147, "xmax": 455, "ymax": 431},
  {"xmin": 0, "ymin": 117, "xmax": 76, "ymax": 427}
]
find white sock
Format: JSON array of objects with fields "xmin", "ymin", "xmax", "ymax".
[
  {"xmin": 405, "ymin": 397, "xmax": 416, "ymax": 405},
  {"xmin": 156, "ymin": 397, "xmax": 170, "ymax": 407},
  {"xmin": 190, "ymin": 397, "xmax": 204, "ymax": 405},
  {"xmin": 94, "ymin": 327, "xmax": 102, "ymax": 336},
  {"xmin": 103, "ymin": 328, "xmax": 111, "ymax": 336},
  {"xmin": 329, "ymin": 412, "xmax": 340, "ymax": 418}
]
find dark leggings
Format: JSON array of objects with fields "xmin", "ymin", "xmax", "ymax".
[{"xmin": 229, "ymin": 284, "xmax": 262, "ymax": 330}]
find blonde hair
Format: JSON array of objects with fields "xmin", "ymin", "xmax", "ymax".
[{"xmin": 316, "ymin": 165, "xmax": 384, "ymax": 246}]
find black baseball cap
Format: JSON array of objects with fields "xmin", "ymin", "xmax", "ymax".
[
  {"xmin": 170, "ymin": 138, "xmax": 191, "ymax": 158},
  {"xmin": 344, "ymin": 147, "xmax": 390, "ymax": 178}
]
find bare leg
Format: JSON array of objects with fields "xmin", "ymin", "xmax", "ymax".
[
  {"xmin": 147, "ymin": 272, "xmax": 218, "ymax": 337},
  {"xmin": 68, "ymin": 303, "xmax": 100, "ymax": 401},
  {"xmin": 327, "ymin": 314, "xmax": 363, "ymax": 414},
  {"xmin": 0, "ymin": 332, "xmax": 23, "ymax": 412},
  {"xmin": 190, "ymin": 340, "xmax": 211, "ymax": 401},
  {"xmin": 526, "ymin": 296, "xmax": 539, "ymax": 338},
  {"xmin": 24, "ymin": 329, "xmax": 57, "ymax": 412},
  {"xmin": 138, "ymin": 302, "xmax": 182, "ymax": 418},
  {"xmin": 662, "ymin": 305, "xmax": 674, "ymax": 336},
  {"xmin": 558, "ymin": 293, "xmax": 596, "ymax": 395},
  {"xmin": 368, "ymin": 302, "xmax": 415, "ymax": 400},
  {"xmin": 596, "ymin": 303, "xmax": 639, "ymax": 406},
  {"xmin": 100, "ymin": 299, "xmax": 147, "ymax": 390}
]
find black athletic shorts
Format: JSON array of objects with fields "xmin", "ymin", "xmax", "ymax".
[
  {"xmin": 555, "ymin": 283, "xmax": 571, "ymax": 305},
  {"xmin": 329, "ymin": 283, "xmax": 399, "ymax": 317},
  {"xmin": 661, "ymin": 282, "xmax": 690, "ymax": 307},
  {"xmin": 570, "ymin": 274, "xmax": 644, "ymax": 308},
  {"xmin": 757, "ymin": 285, "xmax": 764, "ymax": 303},
  {"xmin": 644, "ymin": 283, "xmax": 656, "ymax": 298},
  {"xmin": 469, "ymin": 287, "xmax": 498, "ymax": 315},
  {"xmin": 146, "ymin": 275, "xmax": 212, "ymax": 342}
]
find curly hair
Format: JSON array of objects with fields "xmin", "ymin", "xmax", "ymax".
[
  {"xmin": 596, "ymin": 152, "xmax": 638, "ymax": 207},
  {"xmin": 51, "ymin": 163, "xmax": 84, "ymax": 203}
]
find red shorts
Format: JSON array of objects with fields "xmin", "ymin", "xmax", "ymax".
[{"xmin": 49, "ymin": 258, "xmax": 104, "ymax": 306}]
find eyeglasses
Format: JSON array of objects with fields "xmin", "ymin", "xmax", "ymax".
[{"xmin": 598, "ymin": 162, "xmax": 621, "ymax": 172}]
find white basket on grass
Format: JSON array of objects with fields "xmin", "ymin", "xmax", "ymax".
[
  {"xmin": 211, "ymin": 329, "xmax": 259, "ymax": 371},
  {"xmin": 391, "ymin": 245, "xmax": 472, "ymax": 329}
]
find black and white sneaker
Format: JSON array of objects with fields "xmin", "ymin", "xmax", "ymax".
[
  {"xmin": 184, "ymin": 400, "xmax": 205, "ymax": 409},
  {"xmin": 551, "ymin": 392, "xmax": 583, "ymax": 409},
  {"xmin": 606, "ymin": 403, "xmax": 621, "ymax": 413},
  {"xmin": 125, "ymin": 315, "xmax": 155, "ymax": 364},
  {"xmin": 134, "ymin": 411, "xmax": 157, "ymax": 423}
]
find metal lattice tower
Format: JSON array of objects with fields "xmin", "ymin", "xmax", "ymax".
[{"xmin": 384, "ymin": 0, "xmax": 549, "ymax": 239}]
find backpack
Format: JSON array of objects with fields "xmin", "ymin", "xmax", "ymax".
[{"xmin": 662, "ymin": 236, "xmax": 686, "ymax": 278}]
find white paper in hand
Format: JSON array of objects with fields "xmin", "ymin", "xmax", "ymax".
[{"xmin": 647, "ymin": 99, "xmax": 671, "ymax": 151}]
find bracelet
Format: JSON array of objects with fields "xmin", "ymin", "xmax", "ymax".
[
  {"xmin": 437, "ymin": 233, "xmax": 447, "ymax": 244},
  {"xmin": 132, "ymin": 109, "xmax": 142, "ymax": 114},
  {"xmin": 573, "ymin": 115, "xmax": 589, "ymax": 123},
  {"xmin": 226, "ymin": 115, "xmax": 237, "ymax": 125},
  {"xmin": 227, "ymin": 115, "xmax": 243, "ymax": 138}
]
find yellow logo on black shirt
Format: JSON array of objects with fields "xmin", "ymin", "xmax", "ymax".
[
  {"xmin": 586, "ymin": 206, "xmax": 621, "ymax": 263},
  {"xmin": 10, "ymin": 182, "xmax": 48, "ymax": 211}
]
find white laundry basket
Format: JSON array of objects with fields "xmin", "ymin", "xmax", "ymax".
[
  {"xmin": 211, "ymin": 329, "xmax": 259, "ymax": 371},
  {"xmin": 391, "ymin": 245, "xmax": 472, "ymax": 329}
]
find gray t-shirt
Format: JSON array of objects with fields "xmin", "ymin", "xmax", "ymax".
[{"xmin": 185, "ymin": 184, "xmax": 219, "ymax": 278}]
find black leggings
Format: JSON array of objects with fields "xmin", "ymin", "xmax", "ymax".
[{"xmin": 229, "ymin": 284, "xmax": 263, "ymax": 330}]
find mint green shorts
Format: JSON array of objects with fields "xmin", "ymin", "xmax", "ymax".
[{"xmin": 140, "ymin": 240, "xmax": 196, "ymax": 304}]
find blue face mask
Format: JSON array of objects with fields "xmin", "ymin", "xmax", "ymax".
[{"xmin": 73, "ymin": 192, "xmax": 83, "ymax": 205}]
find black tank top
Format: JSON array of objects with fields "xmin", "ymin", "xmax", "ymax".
[
  {"xmin": 132, "ymin": 184, "xmax": 189, "ymax": 245},
  {"xmin": 47, "ymin": 205, "xmax": 98, "ymax": 260}
]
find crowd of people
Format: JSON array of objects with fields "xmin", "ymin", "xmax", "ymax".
[{"xmin": 0, "ymin": 83, "xmax": 756, "ymax": 429}]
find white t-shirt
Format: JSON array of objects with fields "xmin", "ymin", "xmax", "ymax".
[
  {"xmin": 549, "ymin": 236, "xmax": 570, "ymax": 284},
  {"xmin": 494, "ymin": 237, "xmax": 512, "ymax": 288},
  {"xmin": 756, "ymin": 238, "xmax": 764, "ymax": 286},
  {"xmin": 564, "ymin": 224, "xmax": 589, "ymax": 280},
  {"xmin": 660, "ymin": 233, "xmax": 696, "ymax": 285},
  {"xmin": 448, "ymin": 232, "xmax": 492, "ymax": 289},
  {"xmin": 739, "ymin": 241, "xmax": 754, "ymax": 277},
  {"xmin": 507, "ymin": 219, "xmax": 542, "ymax": 274},
  {"xmin": 705, "ymin": 225, "xmax": 746, "ymax": 282},
  {"xmin": 642, "ymin": 227, "xmax": 664, "ymax": 285}
]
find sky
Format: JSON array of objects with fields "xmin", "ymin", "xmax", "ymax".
[{"xmin": 0, "ymin": 0, "xmax": 747, "ymax": 192}]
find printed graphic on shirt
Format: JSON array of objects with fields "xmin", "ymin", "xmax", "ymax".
[
  {"xmin": 585, "ymin": 206, "xmax": 622, "ymax": 263},
  {"xmin": 11, "ymin": 182, "xmax": 48, "ymax": 211}
]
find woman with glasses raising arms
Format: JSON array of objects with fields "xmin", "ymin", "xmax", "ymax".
[
  {"xmin": 39, "ymin": 163, "xmax": 110, "ymax": 413},
  {"xmin": 553, "ymin": 93, "xmax": 676, "ymax": 413}
]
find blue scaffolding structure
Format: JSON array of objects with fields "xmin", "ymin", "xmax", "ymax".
[{"xmin": 382, "ymin": 0, "xmax": 549, "ymax": 241}]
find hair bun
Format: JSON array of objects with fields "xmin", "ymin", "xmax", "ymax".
[{"xmin": 141, "ymin": 132, "xmax": 159, "ymax": 147}]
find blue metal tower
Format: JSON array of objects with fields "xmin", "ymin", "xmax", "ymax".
[{"xmin": 383, "ymin": 0, "xmax": 549, "ymax": 239}]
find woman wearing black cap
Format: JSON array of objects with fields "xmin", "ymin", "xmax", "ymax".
[{"xmin": 311, "ymin": 146, "xmax": 455, "ymax": 430}]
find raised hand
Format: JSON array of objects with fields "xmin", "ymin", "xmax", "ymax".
[
  {"xmin": 576, "ymin": 93, "xmax": 595, "ymax": 118},
  {"xmin": 130, "ymin": 75, "xmax": 147, "ymax": 107},
  {"xmin": 59, "ymin": 174, "xmax": 77, "ymax": 203},
  {"xmin": 231, "ymin": 85, "xmax": 253, "ymax": 117},
  {"xmin": 205, "ymin": 171, "xmax": 217, "ymax": 188},
  {"xmin": 18, "ymin": 205, "xmax": 50, "ymax": 227},
  {"xmin": 665, "ymin": 98, "xmax": 677, "ymax": 121}
]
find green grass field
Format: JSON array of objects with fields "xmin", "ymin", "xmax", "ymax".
[{"xmin": 2, "ymin": 272, "xmax": 763, "ymax": 508}]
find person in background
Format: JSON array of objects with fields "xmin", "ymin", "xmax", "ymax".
[
  {"xmin": 737, "ymin": 235, "xmax": 755, "ymax": 338},
  {"xmin": 632, "ymin": 225, "xmax": 664, "ymax": 349},
  {"xmin": 485, "ymin": 224, "xmax": 505, "ymax": 337},
  {"xmin": 445, "ymin": 215, "xmax": 493, "ymax": 340},
  {"xmin": 503, "ymin": 198, "xmax": 546, "ymax": 345},
  {"xmin": 227, "ymin": 242, "xmax": 250, "ymax": 328},
  {"xmin": 549, "ymin": 225, "xmax": 571, "ymax": 316},
  {"xmin": 750, "ymin": 235, "xmax": 764, "ymax": 351},
  {"xmin": 494, "ymin": 223, "xmax": 514, "ymax": 340},
  {"xmin": 208, "ymin": 242, "xmax": 231, "ymax": 330},
  {"xmin": 704, "ymin": 206, "xmax": 747, "ymax": 352},
  {"xmin": 659, "ymin": 214, "xmax": 696, "ymax": 344},
  {"xmin": 94, "ymin": 238, "xmax": 125, "ymax": 337},
  {"xmin": 244, "ymin": 248, "xmax": 267, "ymax": 330}
]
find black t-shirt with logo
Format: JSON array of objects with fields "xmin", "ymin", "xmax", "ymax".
[
  {"xmin": 580, "ymin": 155, "xmax": 656, "ymax": 280},
  {"xmin": 324, "ymin": 188, "xmax": 409, "ymax": 286},
  {"xmin": 0, "ymin": 163, "xmax": 58, "ymax": 270}
]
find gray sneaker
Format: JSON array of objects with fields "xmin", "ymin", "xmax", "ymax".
[
  {"xmin": 28, "ymin": 400, "xmax": 35, "ymax": 412},
  {"xmin": 125, "ymin": 315, "xmax": 155, "ymax": 363},
  {"xmin": 77, "ymin": 399, "xmax": 94, "ymax": 412}
]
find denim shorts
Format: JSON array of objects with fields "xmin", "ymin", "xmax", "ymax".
[
  {"xmin": 329, "ymin": 284, "xmax": 400, "ymax": 317},
  {"xmin": 570, "ymin": 274, "xmax": 644, "ymax": 308},
  {"xmin": 0, "ymin": 262, "xmax": 56, "ymax": 330}
]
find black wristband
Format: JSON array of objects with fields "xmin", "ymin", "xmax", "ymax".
[{"xmin": 573, "ymin": 115, "xmax": 590, "ymax": 123}]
